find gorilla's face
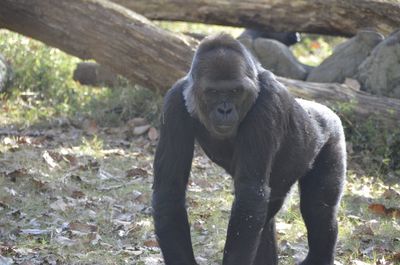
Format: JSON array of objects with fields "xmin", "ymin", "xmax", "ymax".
[
  {"xmin": 184, "ymin": 47, "xmax": 259, "ymax": 139},
  {"xmin": 197, "ymin": 77, "xmax": 258, "ymax": 138}
]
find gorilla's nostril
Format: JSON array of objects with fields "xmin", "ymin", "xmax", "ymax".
[{"xmin": 217, "ymin": 108, "xmax": 225, "ymax": 114}]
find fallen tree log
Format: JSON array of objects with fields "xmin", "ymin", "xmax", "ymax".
[
  {"xmin": 112, "ymin": 0, "xmax": 400, "ymax": 37},
  {"xmin": 279, "ymin": 77, "xmax": 400, "ymax": 125},
  {"xmin": 0, "ymin": 0, "xmax": 197, "ymax": 94},
  {"xmin": 0, "ymin": 0, "xmax": 399, "ymax": 126}
]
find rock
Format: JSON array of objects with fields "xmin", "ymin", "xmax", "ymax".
[
  {"xmin": 307, "ymin": 30, "xmax": 383, "ymax": 83},
  {"xmin": 252, "ymin": 38, "xmax": 309, "ymax": 80},
  {"xmin": 0, "ymin": 54, "xmax": 13, "ymax": 92},
  {"xmin": 73, "ymin": 62, "xmax": 119, "ymax": 87},
  {"xmin": 356, "ymin": 29, "xmax": 400, "ymax": 98},
  {"xmin": 238, "ymin": 36, "xmax": 257, "ymax": 56}
]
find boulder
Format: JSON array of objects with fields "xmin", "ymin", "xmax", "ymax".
[
  {"xmin": 252, "ymin": 38, "xmax": 309, "ymax": 80},
  {"xmin": 307, "ymin": 30, "xmax": 383, "ymax": 83},
  {"xmin": 356, "ymin": 30, "xmax": 400, "ymax": 98},
  {"xmin": 73, "ymin": 62, "xmax": 119, "ymax": 87}
]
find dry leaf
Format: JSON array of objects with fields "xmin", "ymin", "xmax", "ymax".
[
  {"xmin": 5, "ymin": 168, "xmax": 28, "ymax": 182},
  {"xmin": 63, "ymin": 154, "xmax": 78, "ymax": 166},
  {"xmin": 42, "ymin": 150, "xmax": 60, "ymax": 169},
  {"xmin": 391, "ymin": 252, "xmax": 400, "ymax": 262},
  {"xmin": 344, "ymin": 78, "xmax": 361, "ymax": 90},
  {"xmin": 368, "ymin": 203, "xmax": 400, "ymax": 218},
  {"xmin": 31, "ymin": 177, "xmax": 48, "ymax": 190},
  {"xmin": 68, "ymin": 221, "xmax": 98, "ymax": 233},
  {"xmin": 71, "ymin": 190, "xmax": 85, "ymax": 199},
  {"xmin": 144, "ymin": 239, "xmax": 159, "ymax": 248},
  {"xmin": 83, "ymin": 119, "xmax": 98, "ymax": 135},
  {"xmin": 133, "ymin": 125, "xmax": 151, "ymax": 136},
  {"xmin": 382, "ymin": 189, "xmax": 400, "ymax": 199},
  {"xmin": 128, "ymin": 117, "xmax": 147, "ymax": 127},
  {"xmin": 148, "ymin": 127, "xmax": 158, "ymax": 141},
  {"xmin": 54, "ymin": 236, "xmax": 77, "ymax": 246},
  {"xmin": 126, "ymin": 167, "xmax": 148, "ymax": 178},
  {"xmin": 20, "ymin": 229, "xmax": 51, "ymax": 235},
  {"xmin": 368, "ymin": 203, "xmax": 386, "ymax": 215},
  {"xmin": 50, "ymin": 198, "xmax": 68, "ymax": 212},
  {"xmin": 352, "ymin": 260, "xmax": 369, "ymax": 265},
  {"xmin": 47, "ymin": 151, "xmax": 63, "ymax": 162}
]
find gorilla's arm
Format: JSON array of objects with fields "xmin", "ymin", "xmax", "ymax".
[
  {"xmin": 223, "ymin": 82, "xmax": 282, "ymax": 265},
  {"xmin": 152, "ymin": 82, "xmax": 197, "ymax": 265}
]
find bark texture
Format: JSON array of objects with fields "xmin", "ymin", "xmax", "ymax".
[
  {"xmin": 0, "ymin": 0, "xmax": 197, "ymax": 93},
  {"xmin": 113, "ymin": 0, "xmax": 400, "ymax": 36}
]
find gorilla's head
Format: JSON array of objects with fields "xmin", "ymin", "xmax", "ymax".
[{"xmin": 184, "ymin": 34, "xmax": 261, "ymax": 138}]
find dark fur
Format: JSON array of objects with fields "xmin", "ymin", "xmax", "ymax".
[
  {"xmin": 239, "ymin": 29, "xmax": 301, "ymax": 46},
  {"xmin": 153, "ymin": 34, "xmax": 346, "ymax": 265}
]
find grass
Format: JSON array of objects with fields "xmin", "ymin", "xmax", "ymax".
[{"xmin": 0, "ymin": 28, "xmax": 399, "ymax": 265}]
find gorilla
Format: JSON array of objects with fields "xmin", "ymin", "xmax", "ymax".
[
  {"xmin": 152, "ymin": 33, "xmax": 346, "ymax": 265},
  {"xmin": 239, "ymin": 29, "xmax": 301, "ymax": 46}
]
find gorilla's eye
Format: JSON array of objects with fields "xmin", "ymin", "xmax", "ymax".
[
  {"xmin": 231, "ymin": 88, "xmax": 243, "ymax": 94},
  {"xmin": 206, "ymin": 88, "xmax": 218, "ymax": 94}
]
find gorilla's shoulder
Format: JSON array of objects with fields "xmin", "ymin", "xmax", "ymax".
[
  {"xmin": 164, "ymin": 77, "xmax": 188, "ymax": 104},
  {"xmin": 162, "ymin": 77, "xmax": 193, "ymax": 122},
  {"xmin": 296, "ymin": 98, "xmax": 343, "ymax": 137}
]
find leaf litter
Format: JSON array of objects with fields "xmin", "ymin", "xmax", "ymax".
[{"xmin": 0, "ymin": 120, "xmax": 399, "ymax": 265}]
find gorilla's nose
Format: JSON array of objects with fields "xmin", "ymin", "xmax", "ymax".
[
  {"xmin": 217, "ymin": 102, "xmax": 233, "ymax": 116},
  {"xmin": 217, "ymin": 107, "xmax": 233, "ymax": 115}
]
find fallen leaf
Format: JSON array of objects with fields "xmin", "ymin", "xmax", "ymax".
[
  {"xmin": 63, "ymin": 154, "xmax": 78, "ymax": 166},
  {"xmin": 30, "ymin": 177, "xmax": 49, "ymax": 191},
  {"xmin": 126, "ymin": 167, "xmax": 148, "ymax": 178},
  {"xmin": 5, "ymin": 168, "xmax": 28, "ymax": 182},
  {"xmin": 382, "ymin": 189, "xmax": 400, "ymax": 200},
  {"xmin": 133, "ymin": 125, "xmax": 151, "ymax": 136},
  {"xmin": 368, "ymin": 203, "xmax": 386, "ymax": 215},
  {"xmin": 68, "ymin": 221, "xmax": 98, "ymax": 233},
  {"xmin": 54, "ymin": 236, "xmax": 77, "ymax": 246},
  {"xmin": 20, "ymin": 229, "xmax": 51, "ymax": 236},
  {"xmin": 352, "ymin": 260, "xmax": 369, "ymax": 265},
  {"xmin": 3, "ymin": 137, "xmax": 17, "ymax": 146},
  {"xmin": 344, "ymin": 78, "xmax": 361, "ymax": 90},
  {"xmin": 128, "ymin": 117, "xmax": 147, "ymax": 127},
  {"xmin": 97, "ymin": 168, "xmax": 116, "ymax": 180},
  {"xmin": 147, "ymin": 127, "xmax": 158, "ymax": 141},
  {"xmin": 83, "ymin": 119, "xmax": 98, "ymax": 135},
  {"xmin": 42, "ymin": 151, "xmax": 60, "ymax": 169},
  {"xmin": 368, "ymin": 203, "xmax": 400, "ymax": 218},
  {"xmin": 47, "ymin": 151, "xmax": 63, "ymax": 162},
  {"xmin": 143, "ymin": 239, "xmax": 159, "ymax": 248},
  {"xmin": 391, "ymin": 252, "xmax": 400, "ymax": 262},
  {"xmin": 50, "ymin": 198, "xmax": 68, "ymax": 212},
  {"xmin": 71, "ymin": 190, "xmax": 85, "ymax": 199}
]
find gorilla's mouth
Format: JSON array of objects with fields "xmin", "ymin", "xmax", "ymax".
[{"xmin": 214, "ymin": 124, "xmax": 236, "ymax": 135}]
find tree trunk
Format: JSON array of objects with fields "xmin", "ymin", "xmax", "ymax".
[
  {"xmin": 0, "ymin": 0, "xmax": 197, "ymax": 94},
  {"xmin": 112, "ymin": 0, "xmax": 400, "ymax": 37},
  {"xmin": 0, "ymin": 0, "xmax": 399, "ymax": 125}
]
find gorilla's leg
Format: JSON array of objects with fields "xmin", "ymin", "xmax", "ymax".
[
  {"xmin": 253, "ymin": 198, "xmax": 285, "ymax": 265},
  {"xmin": 298, "ymin": 141, "xmax": 346, "ymax": 265}
]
